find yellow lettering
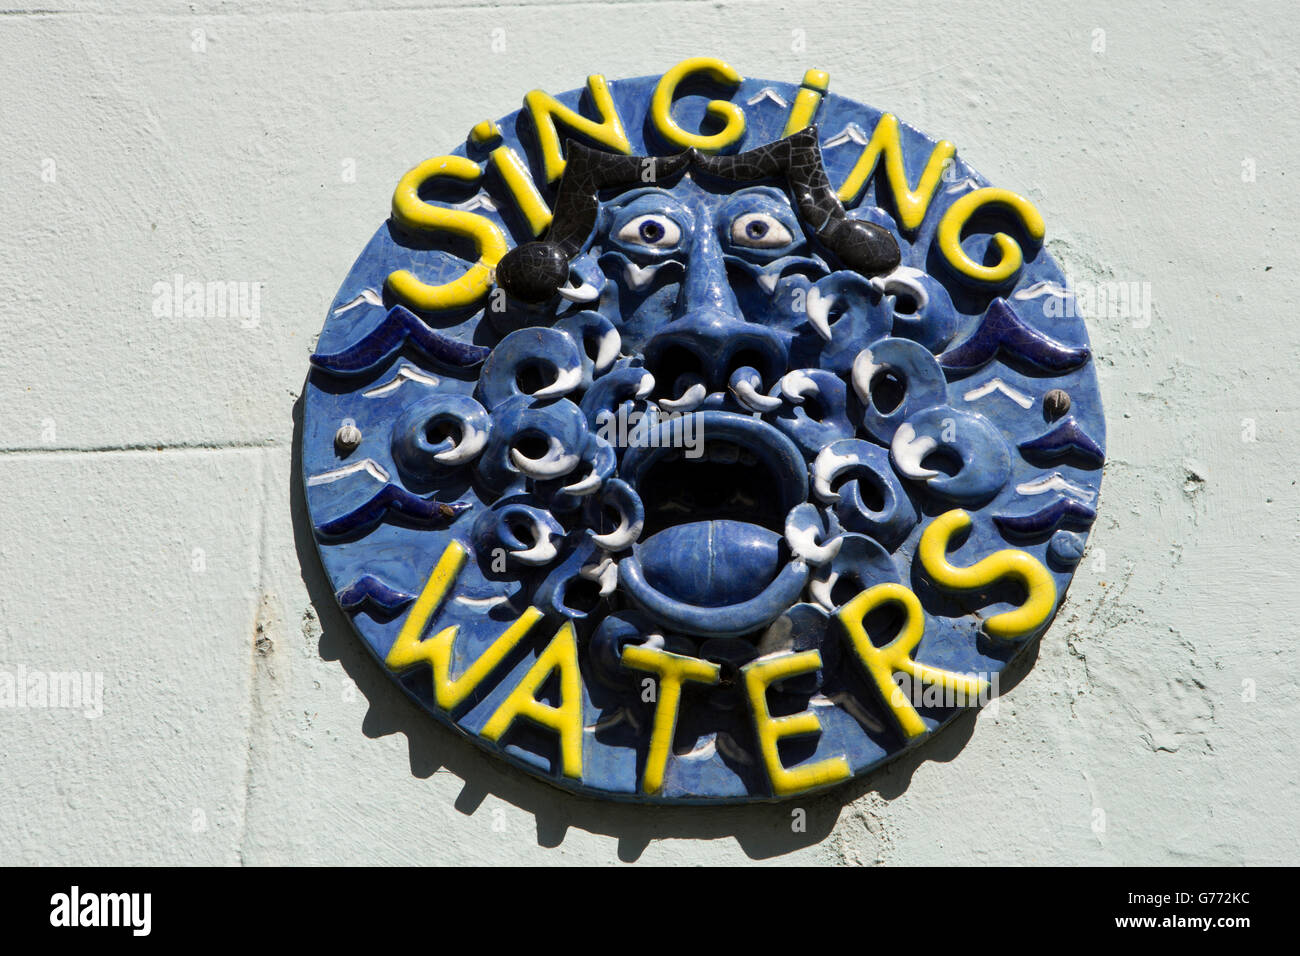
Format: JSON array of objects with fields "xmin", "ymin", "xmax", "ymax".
[
  {"xmin": 837, "ymin": 583, "xmax": 989, "ymax": 740},
  {"xmin": 620, "ymin": 645, "xmax": 720, "ymax": 794},
  {"xmin": 386, "ymin": 156, "xmax": 508, "ymax": 312},
  {"xmin": 489, "ymin": 145, "xmax": 553, "ymax": 236},
  {"xmin": 837, "ymin": 113, "xmax": 956, "ymax": 233},
  {"xmin": 782, "ymin": 68, "xmax": 830, "ymax": 136},
  {"xmin": 523, "ymin": 75, "xmax": 632, "ymax": 183},
  {"xmin": 936, "ymin": 187, "xmax": 1045, "ymax": 287},
  {"xmin": 742, "ymin": 651, "xmax": 851, "ymax": 796},
  {"xmin": 651, "ymin": 56, "xmax": 746, "ymax": 153},
  {"xmin": 385, "ymin": 541, "xmax": 545, "ymax": 710},
  {"xmin": 469, "ymin": 120, "xmax": 501, "ymax": 146},
  {"xmin": 917, "ymin": 509, "xmax": 1057, "ymax": 640},
  {"xmin": 481, "ymin": 622, "xmax": 584, "ymax": 779}
]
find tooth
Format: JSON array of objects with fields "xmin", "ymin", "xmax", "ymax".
[
  {"xmin": 813, "ymin": 446, "xmax": 860, "ymax": 502},
  {"xmin": 635, "ymin": 372, "xmax": 655, "ymax": 399},
  {"xmin": 512, "ymin": 516, "xmax": 558, "ymax": 565},
  {"xmin": 734, "ymin": 378, "xmax": 781, "ymax": 412},
  {"xmin": 426, "ymin": 436, "xmax": 455, "ymax": 457},
  {"xmin": 784, "ymin": 521, "xmax": 843, "ymax": 565},
  {"xmin": 870, "ymin": 265, "xmax": 930, "ymax": 310},
  {"xmin": 432, "ymin": 423, "xmax": 487, "ymax": 465},
  {"xmin": 513, "ymin": 537, "xmax": 557, "ymax": 565},
  {"xmin": 890, "ymin": 422, "xmax": 939, "ymax": 479},
  {"xmin": 851, "ymin": 348, "xmax": 881, "ymax": 405},
  {"xmin": 580, "ymin": 557, "xmax": 619, "ymax": 597},
  {"xmin": 557, "ymin": 281, "xmax": 600, "ymax": 303},
  {"xmin": 532, "ymin": 364, "xmax": 582, "ymax": 399},
  {"xmin": 624, "ymin": 262, "xmax": 662, "ymax": 291},
  {"xmin": 780, "ymin": 370, "xmax": 818, "ymax": 404},
  {"xmin": 561, "ymin": 467, "xmax": 603, "ymax": 496},
  {"xmin": 809, "ymin": 571, "xmax": 840, "ymax": 612},
  {"xmin": 890, "ymin": 280, "xmax": 929, "ymax": 311},
  {"xmin": 806, "ymin": 288, "xmax": 835, "ymax": 341},
  {"xmin": 593, "ymin": 509, "xmax": 643, "ymax": 550},
  {"xmin": 659, "ymin": 382, "xmax": 706, "ymax": 412},
  {"xmin": 757, "ymin": 271, "xmax": 780, "ymax": 293},
  {"xmin": 593, "ymin": 328, "xmax": 621, "ymax": 374},
  {"xmin": 510, "ymin": 436, "xmax": 580, "ymax": 478}
]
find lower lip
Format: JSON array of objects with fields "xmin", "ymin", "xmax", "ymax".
[
  {"xmin": 618, "ymin": 546, "xmax": 809, "ymax": 639},
  {"xmin": 615, "ymin": 411, "xmax": 811, "ymax": 637}
]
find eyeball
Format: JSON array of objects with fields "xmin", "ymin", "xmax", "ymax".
[
  {"xmin": 616, "ymin": 214, "xmax": 682, "ymax": 250},
  {"xmin": 730, "ymin": 213, "xmax": 794, "ymax": 249}
]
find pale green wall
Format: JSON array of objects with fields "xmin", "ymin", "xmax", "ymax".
[{"xmin": 1, "ymin": 0, "xmax": 1295, "ymax": 864}]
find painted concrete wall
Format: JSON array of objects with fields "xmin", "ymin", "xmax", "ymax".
[{"xmin": 2, "ymin": 0, "xmax": 1296, "ymax": 865}]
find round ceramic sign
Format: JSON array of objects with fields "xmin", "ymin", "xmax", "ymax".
[{"xmin": 301, "ymin": 58, "xmax": 1105, "ymax": 803}]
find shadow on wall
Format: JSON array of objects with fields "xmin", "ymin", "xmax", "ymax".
[{"xmin": 289, "ymin": 393, "xmax": 1037, "ymax": 862}]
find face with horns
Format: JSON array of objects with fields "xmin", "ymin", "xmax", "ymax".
[{"xmin": 454, "ymin": 127, "xmax": 944, "ymax": 642}]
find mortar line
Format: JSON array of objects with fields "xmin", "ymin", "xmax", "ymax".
[
  {"xmin": 234, "ymin": 447, "xmax": 274, "ymax": 867},
  {"xmin": 0, "ymin": 440, "xmax": 286, "ymax": 458}
]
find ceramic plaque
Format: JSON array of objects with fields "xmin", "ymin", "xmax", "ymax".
[{"xmin": 301, "ymin": 58, "xmax": 1105, "ymax": 803}]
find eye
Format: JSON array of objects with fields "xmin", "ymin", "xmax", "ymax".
[
  {"xmin": 730, "ymin": 213, "xmax": 794, "ymax": 249},
  {"xmin": 616, "ymin": 214, "xmax": 682, "ymax": 250}
]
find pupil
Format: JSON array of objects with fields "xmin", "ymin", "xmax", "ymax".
[
  {"xmin": 746, "ymin": 220, "xmax": 769, "ymax": 240},
  {"xmin": 640, "ymin": 220, "xmax": 665, "ymax": 242}
]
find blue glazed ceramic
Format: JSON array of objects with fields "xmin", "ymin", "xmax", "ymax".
[{"xmin": 301, "ymin": 63, "xmax": 1106, "ymax": 803}]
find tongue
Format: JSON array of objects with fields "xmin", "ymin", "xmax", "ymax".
[{"xmin": 637, "ymin": 520, "xmax": 783, "ymax": 607}]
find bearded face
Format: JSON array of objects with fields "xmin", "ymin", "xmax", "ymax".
[
  {"xmin": 304, "ymin": 85, "xmax": 1103, "ymax": 802},
  {"xmin": 551, "ymin": 175, "xmax": 922, "ymax": 638},
  {"xmin": 310, "ymin": 134, "xmax": 961, "ymax": 690},
  {"xmin": 428, "ymin": 132, "xmax": 960, "ymax": 648}
]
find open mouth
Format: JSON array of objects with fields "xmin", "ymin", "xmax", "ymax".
[
  {"xmin": 617, "ymin": 411, "xmax": 811, "ymax": 638},
  {"xmin": 637, "ymin": 440, "xmax": 785, "ymax": 538}
]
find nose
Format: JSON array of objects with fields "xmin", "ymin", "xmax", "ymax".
[
  {"xmin": 675, "ymin": 216, "xmax": 740, "ymax": 321},
  {"xmin": 643, "ymin": 209, "xmax": 787, "ymax": 397}
]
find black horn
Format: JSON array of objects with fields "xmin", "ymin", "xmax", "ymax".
[
  {"xmin": 495, "ymin": 143, "xmax": 693, "ymax": 303},
  {"xmin": 494, "ymin": 127, "xmax": 900, "ymax": 304},
  {"xmin": 693, "ymin": 126, "xmax": 900, "ymax": 277}
]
